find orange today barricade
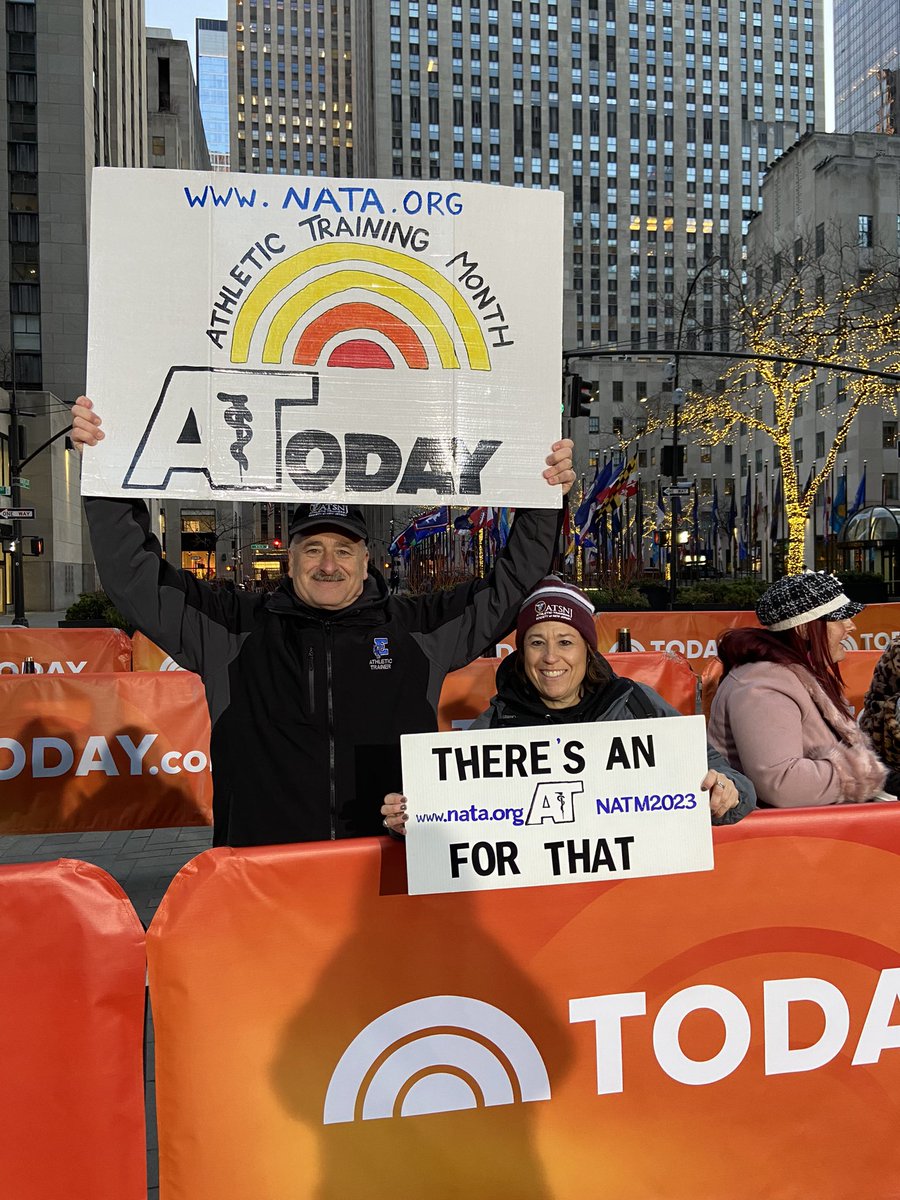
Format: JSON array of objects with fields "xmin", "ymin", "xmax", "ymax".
[
  {"xmin": 0, "ymin": 672, "xmax": 212, "ymax": 834},
  {"xmin": 147, "ymin": 805, "xmax": 900, "ymax": 1200},
  {"xmin": 438, "ymin": 650, "xmax": 698, "ymax": 730},
  {"xmin": 0, "ymin": 626, "xmax": 132, "ymax": 674},
  {"xmin": 0, "ymin": 859, "xmax": 147, "ymax": 1200},
  {"xmin": 593, "ymin": 603, "xmax": 900, "ymax": 669},
  {"xmin": 131, "ymin": 629, "xmax": 195, "ymax": 673}
]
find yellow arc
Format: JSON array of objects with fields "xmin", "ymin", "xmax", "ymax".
[
  {"xmin": 230, "ymin": 242, "xmax": 491, "ymax": 370},
  {"xmin": 263, "ymin": 271, "xmax": 460, "ymax": 368}
]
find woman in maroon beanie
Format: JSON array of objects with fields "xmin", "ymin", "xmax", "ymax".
[{"xmin": 382, "ymin": 576, "xmax": 755, "ymax": 833}]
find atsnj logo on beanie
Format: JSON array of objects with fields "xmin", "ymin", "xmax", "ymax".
[{"xmin": 534, "ymin": 601, "xmax": 574, "ymax": 623}]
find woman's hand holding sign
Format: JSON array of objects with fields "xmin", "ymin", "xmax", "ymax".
[
  {"xmin": 701, "ymin": 770, "xmax": 739, "ymax": 820},
  {"xmin": 381, "ymin": 792, "xmax": 408, "ymax": 836}
]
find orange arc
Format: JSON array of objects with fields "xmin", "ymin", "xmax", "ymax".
[{"xmin": 293, "ymin": 302, "xmax": 429, "ymax": 369}]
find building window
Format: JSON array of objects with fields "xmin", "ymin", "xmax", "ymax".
[
  {"xmin": 884, "ymin": 421, "xmax": 898, "ymax": 450},
  {"xmin": 152, "ymin": 135, "xmax": 165, "ymax": 156},
  {"xmin": 815, "ymin": 430, "xmax": 825, "ymax": 458},
  {"xmin": 884, "ymin": 474, "xmax": 899, "ymax": 502},
  {"xmin": 858, "ymin": 214, "xmax": 873, "ymax": 248}
]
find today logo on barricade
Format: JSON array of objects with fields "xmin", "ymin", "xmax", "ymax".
[{"xmin": 400, "ymin": 715, "xmax": 712, "ymax": 896}]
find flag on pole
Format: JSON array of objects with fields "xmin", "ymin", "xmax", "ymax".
[
  {"xmin": 453, "ymin": 506, "xmax": 492, "ymax": 533},
  {"xmin": 574, "ymin": 459, "xmax": 616, "ymax": 536},
  {"xmin": 390, "ymin": 506, "xmax": 449, "ymax": 555},
  {"xmin": 770, "ymin": 470, "xmax": 782, "ymax": 541},
  {"xmin": 692, "ymin": 481, "xmax": 700, "ymax": 553},
  {"xmin": 830, "ymin": 475, "xmax": 848, "ymax": 534},
  {"xmin": 710, "ymin": 481, "xmax": 721, "ymax": 569},
  {"xmin": 848, "ymin": 467, "xmax": 867, "ymax": 521}
]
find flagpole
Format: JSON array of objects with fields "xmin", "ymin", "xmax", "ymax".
[
  {"xmin": 763, "ymin": 462, "xmax": 769, "ymax": 580},
  {"xmin": 841, "ymin": 458, "xmax": 848, "ymax": 575}
]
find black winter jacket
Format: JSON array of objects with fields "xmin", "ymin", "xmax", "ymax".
[
  {"xmin": 472, "ymin": 652, "xmax": 756, "ymax": 825},
  {"xmin": 83, "ymin": 497, "xmax": 561, "ymax": 846}
]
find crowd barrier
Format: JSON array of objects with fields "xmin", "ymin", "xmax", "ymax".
[
  {"xmin": 0, "ymin": 626, "xmax": 132, "ymax": 673},
  {"xmin": 1, "ymin": 614, "xmax": 895, "ymax": 835},
  {"xmin": 593, "ymin": 602, "xmax": 900, "ymax": 666},
  {"xmin": 438, "ymin": 650, "xmax": 699, "ymax": 729},
  {"xmin": 0, "ymin": 673, "xmax": 212, "ymax": 834},
  {"xmin": 131, "ymin": 630, "xmax": 183, "ymax": 672},
  {"xmin": 0, "ymin": 859, "xmax": 147, "ymax": 1200},
  {"xmin": 143, "ymin": 805, "xmax": 900, "ymax": 1200}
]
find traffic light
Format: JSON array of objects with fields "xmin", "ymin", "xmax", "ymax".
[
  {"xmin": 28, "ymin": 537, "xmax": 44, "ymax": 556},
  {"xmin": 272, "ymin": 538, "xmax": 282, "ymax": 549},
  {"xmin": 565, "ymin": 374, "xmax": 595, "ymax": 418},
  {"xmin": 660, "ymin": 445, "xmax": 685, "ymax": 479}
]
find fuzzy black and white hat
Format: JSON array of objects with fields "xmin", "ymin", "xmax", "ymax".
[{"xmin": 755, "ymin": 571, "xmax": 864, "ymax": 632}]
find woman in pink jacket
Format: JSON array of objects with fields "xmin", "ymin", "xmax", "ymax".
[{"xmin": 708, "ymin": 572, "xmax": 888, "ymax": 808}]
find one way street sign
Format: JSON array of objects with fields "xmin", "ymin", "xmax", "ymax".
[{"xmin": 0, "ymin": 508, "xmax": 35, "ymax": 520}]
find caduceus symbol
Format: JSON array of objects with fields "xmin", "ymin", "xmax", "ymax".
[{"xmin": 217, "ymin": 391, "xmax": 253, "ymax": 476}]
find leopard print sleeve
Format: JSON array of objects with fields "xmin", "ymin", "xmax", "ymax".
[{"xmin": 860, "ymin": 636, "xmax": 900, "ymax": 770}]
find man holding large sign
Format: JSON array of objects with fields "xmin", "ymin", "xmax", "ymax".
[{"xmin": 74, "ymin": 173, "xmax": 574, "ymax": 846}]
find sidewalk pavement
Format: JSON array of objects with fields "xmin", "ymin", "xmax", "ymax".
[
  {"xmin": 1, "ymin": 824, "xmax": 214, "ymax": 1198},
  {"xmin": 0, "ymin": 608, "xmax": 68, "ymax": 629}
]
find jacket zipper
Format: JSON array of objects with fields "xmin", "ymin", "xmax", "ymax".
[
  {"xmin": 324, "ymin": 623, "xmax": 336, "ymax": 839},
  {"xmin": 307, "ymin": 646, "xmax": 315, "ymax": 714}
]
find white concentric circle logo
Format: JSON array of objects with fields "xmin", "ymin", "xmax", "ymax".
[
  {"xmin": 159, "ymin": 656, "xmax": 186, "ymax": 671},
  {"xmin": 606, "ymin": 638, "xmax": 647, "ymax": 653},
  {"xmin": 322, "ymin": 995, "xmax": 550, "ymax": 1124}
]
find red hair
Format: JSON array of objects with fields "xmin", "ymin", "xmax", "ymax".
[{"xmin": 717, "ymin": 621, "xmax": 849, "ymax": 714}]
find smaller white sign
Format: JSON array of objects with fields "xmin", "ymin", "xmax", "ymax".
[{"xmin": 401, "ymin": 715, "xmax": 713, "ymax": 895}]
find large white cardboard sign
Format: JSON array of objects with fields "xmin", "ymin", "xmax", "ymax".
[
  {"xmin": 401, "ymin": 715, "xmax": 714, "ymax": 895},
  {"xmin": 83, "ymin": 169, "xmax": 563, "ymax": 507}
]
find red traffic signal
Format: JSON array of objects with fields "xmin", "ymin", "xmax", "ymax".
[
  {"xmin": 28, "ymin": 536, "xmax": 44, "ymax": 556},
  {"xmin": 564, "ymin": 374, "xmax": 596, "ymax": 419},
  {"xmin": 272, "ymin": 539, "xmax": 282, "ymax": 549}
]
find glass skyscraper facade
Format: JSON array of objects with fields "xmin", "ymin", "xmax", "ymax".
[
  {"xmin": 197, "ymin": 17, "xmax": 230, "ymax": 168},
  {"xmin": 834, "ymin": 0, "xmax": 900, "ymax": 134}
]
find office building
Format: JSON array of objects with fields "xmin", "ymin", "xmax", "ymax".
[
  {"xmin": 230, "ymin": 0, "xmax": 823, "ymax": 443},
  {"xmin": 0, "ymin": 0, "xmax": 147, "ymax": 612},
  {"xmin": 834, "ymin": 0, "xmax": 900, "ymax": 135},
  {"xmin": 197, "ymin": 17, "xmax": 231, "ymax": 170},
  {"xmin": 147, "ymin": 28, "xmax": 211, "ymax": 171}
]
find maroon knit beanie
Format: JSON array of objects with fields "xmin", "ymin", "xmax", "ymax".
[{"xmin": 515, "ymin": 576, "xmax": 598, "ymax": 651}]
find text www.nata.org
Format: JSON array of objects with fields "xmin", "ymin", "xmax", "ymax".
[{"xmin": 416, "ymin": 806, "xmax": 525, "ymax": 828}]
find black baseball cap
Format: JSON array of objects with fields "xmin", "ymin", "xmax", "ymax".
[{"xmin": 287, "ymin": 504, "xmax": 369, "ymax": 543}]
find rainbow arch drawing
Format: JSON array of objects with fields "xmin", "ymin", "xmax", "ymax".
[{"xmin": 230, "ymin": 243, "xmax": 491, "ymax": 371}]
